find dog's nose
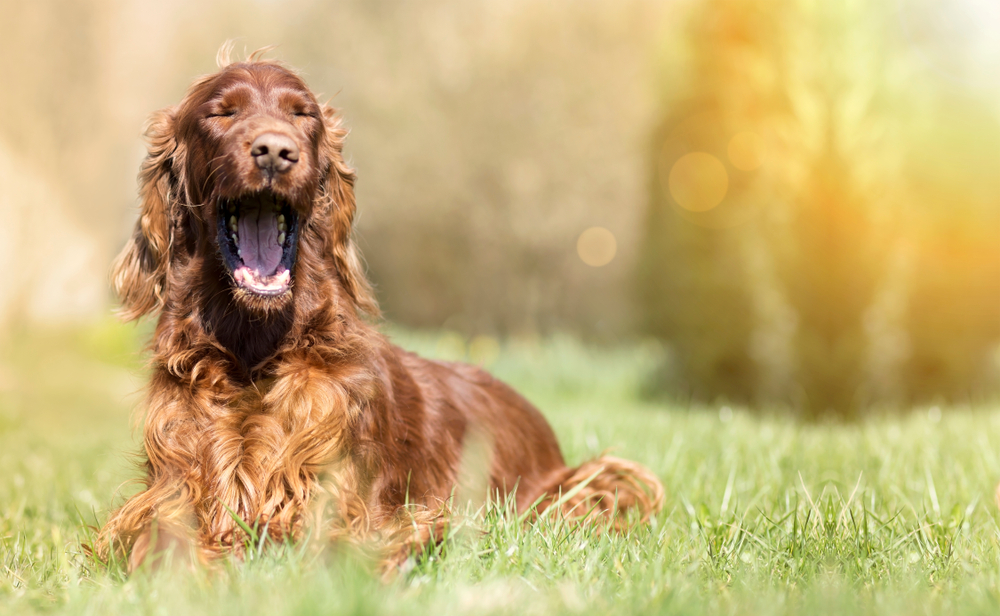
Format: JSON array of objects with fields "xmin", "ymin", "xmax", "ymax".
[{"xmin": 251, "ymin": 133, "xmax": 299, "ymax": 174}]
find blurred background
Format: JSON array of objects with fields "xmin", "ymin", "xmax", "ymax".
[{"xmin": 1, "ymin": 0, "xmax": 999, "ymax": 418}]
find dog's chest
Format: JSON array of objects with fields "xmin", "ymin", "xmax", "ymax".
[{"xmin": 204, "ymin": 374, "xmax": 347, "ymax": 504}]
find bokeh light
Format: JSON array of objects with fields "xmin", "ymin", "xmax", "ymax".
[
  {"xmin": 727, "ymin": 132, "xmax": 764, "ymax": 171},
  {"xmin": 668, "ymin": 152, "xmax": 729, "ymax": 212},
  {"xmin": 577, "ymin": 227, "xmax": 617, "ymax": 267}
]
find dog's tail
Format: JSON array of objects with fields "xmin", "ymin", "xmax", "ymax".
[{"xmin": 531, "ymin": 456, "xmax": 664, "ymax": 530}]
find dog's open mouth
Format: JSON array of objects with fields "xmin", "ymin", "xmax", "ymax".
[{"xmin": 217, "ymin": 192, "xmax": 299, "ymax": 296}]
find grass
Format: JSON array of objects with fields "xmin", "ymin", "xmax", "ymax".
[{"xmin": 4, "ymin": 320, "xmax": 1000, "ymax": 614}]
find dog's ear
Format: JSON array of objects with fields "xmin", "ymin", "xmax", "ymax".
[
  {"xmin": 112, "ymin": 107, "xmax": 178, "ymax": 321},
  {"xmin": 318, "ymin": 104, "xmax": 380, "ymax": 317}
]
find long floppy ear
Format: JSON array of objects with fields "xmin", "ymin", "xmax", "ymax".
[
  {"xmin": 319, "ymin": 105, "xmax": 380, "ymax": 318},
  {"xmin": 111, "ymin": 107, "xmax": 178, "ymax": 321}
]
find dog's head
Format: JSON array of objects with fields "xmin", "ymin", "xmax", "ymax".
[{"xmin": 113, "ymin": 49, "xmax": 377, "ymax": 319}]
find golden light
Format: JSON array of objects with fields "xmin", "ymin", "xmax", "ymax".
[
  {"xmin": 668, "ymin": 152, "xmax": 729, "ymax": 212},
  {"xmin": 577, "ymin": 227, "xmax": 617, "ymax": 267},
  {"xmin": 728, "ymin": 132, "xmax": 764, "ymax": 171}
]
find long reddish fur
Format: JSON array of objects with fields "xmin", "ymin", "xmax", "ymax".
[{"xmin": 96, "ymin": 50, "xmax": 663, "ymax": 571}]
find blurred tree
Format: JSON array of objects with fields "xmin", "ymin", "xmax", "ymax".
[
  {"xmin": 637, "ymin": 0, "xmax": 785, "ymax": 404},
  {"xmin": 897, "ymin": 95, "xmax": 1000, "ymax": 404},
  {"xmin": 778, "ymin": 141, "xmax": 888, "ymax": 417},
  {"xmin": 640, "ymin": 0, "xmax": 904, "ymax": 417},
  {"xmin": 772, "ymin": 2, "xmax": 901, "ymax": 417}
]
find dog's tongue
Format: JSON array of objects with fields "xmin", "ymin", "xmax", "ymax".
[{"xmin": 238, "ymin": 205, "xmax": 282, "ymax": 275}]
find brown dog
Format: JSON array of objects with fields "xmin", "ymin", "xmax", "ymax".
[{"xmin": 97, "ymin": 49, "xmax": 663, "ymax": 571}]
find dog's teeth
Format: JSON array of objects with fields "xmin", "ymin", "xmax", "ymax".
[
  {"xmin": 229, "ymin": 216, "xmax": 238, "ymax": 232},
  {"xmin": 278, "ymin": 222, "xmax": 287, "ymax": 232},
  {"xmin": 277, "ymin": 232, "xmax": 286, "ymax": 245},
  {"xmin": 237, "ymin": 249, "xmax": 242, "ymax": 258},
  {"xmin": 232, "ymin": 232, "xmax": 239, "ymax": 246},
  {"xmin": 277, "ymin": 214, "xmax": 285, "ymax": 225}
]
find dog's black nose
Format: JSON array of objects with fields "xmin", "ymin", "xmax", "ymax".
[{"xmin": 251, "ymin": 133, "xmax": 299, "ymax": 174}]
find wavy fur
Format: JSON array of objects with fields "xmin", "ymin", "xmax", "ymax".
[{"xmin": 97, "ymin": 51, "xmax": 663, "ymax": 571}]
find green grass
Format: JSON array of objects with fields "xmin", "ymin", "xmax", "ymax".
[{"xmin": 4, "ymin": 320, "xmax": 1000, "ymax": 614}]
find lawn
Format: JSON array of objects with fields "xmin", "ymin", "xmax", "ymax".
[{"xmin": 3, "ymin": 320, "xmax": 1000, "ymax": 615}]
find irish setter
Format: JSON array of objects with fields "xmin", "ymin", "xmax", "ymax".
[{"xmin": 97, "ymin": 49, "xmax": 663, "ymax": 571}]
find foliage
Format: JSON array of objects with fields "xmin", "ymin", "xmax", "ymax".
[{"xmin": 639, "ymin": 0, "xmax": 1000, "ymax": 415}]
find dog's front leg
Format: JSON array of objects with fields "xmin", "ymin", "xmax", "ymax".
[
  {"xmin": 97, "ymin": 368, "xmax": 224, "ymax": 571},
  {"xmin": 253, "ymin": 352, "xmax": 377, "ymax": 535}
]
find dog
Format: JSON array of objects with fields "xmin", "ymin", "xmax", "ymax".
[{"xmin": 97, "ymin": 47, "xmax": 663, "ymax": 571}]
